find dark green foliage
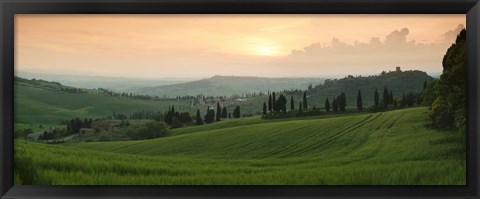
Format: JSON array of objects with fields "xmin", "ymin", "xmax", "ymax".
[
  {"xmin": 233, "ymin": 106, "xmax": 241, "ymax": 118},
  {"xmin": 195, "ymin": 110, "xmax": 204, "ymax": 125},
  {"xmin": 325, "ymin": 98, "xmax": 330, "ymax": 112},
  {"xmin": 421, "ymin": 80, "xmax": 438, "ymax": 106},
  {"xmin": 356, "ymin": 90, "xmax": 363, "ymax": 111},
  {"xmin": 268, "ymin": 95, "xmax": 272, "ymax": 112},
  {"xmin": 204, "ymin": 107, "xmax": 215, "ymax": 124},
  {"xmin": 263, "ymin": 103, "xmax": 267, "ymax": 115},
  {"xmin": 303, "ymin": 92, "xmax": 308, "ymax": 109},
  {"xmin": 290, "ymin": 96, "xmax": 295, "ymax": 110},
  {"xmin": 405, "ymin": 92, "xmax": 416, "ymax": 107},
  {"xmin": 127, "ymin": 121, "xmax": 168, "ymax": 140},
  {"xmin": 222, "ymin": 107, "xmax": 228, "ymax": 119},
  {"xmin": 274, "ymin": 94, "xmax": 288, "ymax": 112},
  {"xmin": 429, "ymin": 29, "xmax": 466, "ymax": 130},
  {"xmin": 389, "ymin": 91, "xmax": 393, "ymax": 105},
  {"xmin": 400, "ymin": 93, "xmax": 406, "ymax": 107},
  {"xmin": 332, "ymin": 98, "xmax": 338, "ymax": 112},
  {"xmin": 14, "ymin": 128, "xmax": 33, "ymax": 139},
  {"xmin": 299, "ymin": 102, "xmax": 303, "ymax": 113},
  {"xmin": 393, "ymin": 99, "xmax": 398, "ymax": 107},
  {"xmin": 383, "ymin": 87, "xmax": 389, "ymax": 107},
  {"xmin": 216, "ymin": 102, "xmax": 221, "ymax": 121},
  {"xmin": 374, "ymin": 89, "xmax": 379, "ymax": 106},
  {"xmin": 272, "ymin": 92, "xmax": 277, "ymax": 109},
  {"xmin": 337, "ymin": 93, "xmax": 346, "ymax": 112},
  {"xmin": 170, "ymin": 117, "xmax": 183, "ymax": 129},
  {"xmin": 69, "ymin": 118, "xmax": 93, "ymax": 133}
]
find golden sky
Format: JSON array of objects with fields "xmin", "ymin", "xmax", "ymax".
[{"xmin": 15, "ymin": 14, "xmax": 465, "ymax": 78}]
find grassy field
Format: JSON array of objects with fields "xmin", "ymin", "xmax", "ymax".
[
  {"xmin": 14, "ymin": 107, "xmax": 466, "ymax": 185},
  {"xmin": 15, "ymin": 84, "xmax": 192, "ymax": 124}
]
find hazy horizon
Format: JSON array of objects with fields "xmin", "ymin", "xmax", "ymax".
[{"xmin": 16, "ymin": 14, "xmax": 465, "ymax": 79}]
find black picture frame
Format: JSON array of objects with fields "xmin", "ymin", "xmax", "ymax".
[{"xmin": 1, "ymin": 0, "xmax": 479, "ymax": 198}]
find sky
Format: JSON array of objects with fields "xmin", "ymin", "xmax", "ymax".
[{"xmin": 15, "ymin": 14, "xmax": 465, "ymax": 78}]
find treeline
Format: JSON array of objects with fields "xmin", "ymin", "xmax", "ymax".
[
  {"xmin": 197, "ymin": 103, "xmax": 241, "ymax": 125},
  {"xmin": 66, "ymin": 118, "xmax": 93, "ymax": 133},
  {"xmin": 263, "ymin": 84, "xmax": 424, "ymax": 119}
]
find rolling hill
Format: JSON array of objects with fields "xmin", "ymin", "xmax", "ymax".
[
  {"xmin": 132, "ymin": 75, "xmax": 326, "ymax": 97},
  {"xmin": 14, "ymin": 77, "xmax": 192, "ymax": 124},
  {"xmin": 15, "ymin": 108, "xmax": 466, "ymax": 185}
]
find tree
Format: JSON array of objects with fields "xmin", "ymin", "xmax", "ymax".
[
  {"xmin": 216, "ymin": 102, "xmax": 221, "ymax": 121},
  {"xmin": 127, "ymin": 121, "xmax": 168, "ymax": 140},
  {"xmin": 275, "ymin": 94, "xmax": 287, "ymax": 112},
  {"xmin": 233, "ymin": 106, "xmax": 241, "ymax": 118},
  {"xmin": 290, "ymin": 96, "xmax": 295, "ymax": 110},
  {"xmin": 222, "ymin": 107, "xmax": 228, "ymax": 118},
  {"xmin": 374, "ymin": 89, "xmax": 379, "ymax": 106},
  {"xmin": 268, "ymin": 95, "xmax": 273, "ymax": 112},
  {"xmin": 263, "ymin": 103, "xmax": 267, "ymax": 115},
  {"xmin": 303, "ymin": 92, "xmax": 308, "ymax": 109},
  {"xmin": 195, "ymin": 110, "xmax": 203, "ymax": 125},
  {"xmin": 272, "ymin": 92, "xmax": 276, "ymax": 110},
  {"xmin": 383, "ymin": 87, "xmax": 389, "ymax": 107},
  {"xmin": 337, "ymin": 93, "xmax": 346, "ymax": 112},
  {"xmin": 299, "ymin": 102, "xmax": 303, "ymax": 114},
  {"xmin": 332, "ymin": 98, "xmax": 338, "ymax": 112},
  {"xmin": 204, "ymin": 107, "xmax": 215, "ymax": 124},
  {"xmin": 357, "ymin": 90, "xmax": 363, "ymax": 111},
  {"xmin": 393, "ymin": 99, "xmax": 398, "ymax": 107},
  {"xmin": 400, "ymin": 93, "xmax": 406, "ymax": 107},
  {"xmin": 325, "ymin": 98, "xmax": 331, "ymax": 112}
]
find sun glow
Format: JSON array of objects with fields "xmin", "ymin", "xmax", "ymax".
[{"xmin": 254, "ymin": 46, "xmax": 279, "ymax": 56}]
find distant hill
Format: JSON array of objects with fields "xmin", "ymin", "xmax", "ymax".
[
  {"xmin": 17, "ymin": 71, "xmax": 192, "ymax": 92},
  {"xmin": 301, "ymin": 70, "xmax": 434, "ymax": 108},
  {"xmin": 132, "ymin": 75, "xmax": 326, "ymax": 97}
]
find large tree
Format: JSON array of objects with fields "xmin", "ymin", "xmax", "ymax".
[
  {"xmin": 357, "ymin": 90, "xmax": 363, "ymax": 111},
  {"xmin": 429, "ymin": 29, "xmax": 466, "ymax": 130}
]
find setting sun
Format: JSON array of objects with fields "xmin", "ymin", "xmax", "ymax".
[{"xmin": 254, "ymin": 45, "xmax": 279, "ymax": 56}]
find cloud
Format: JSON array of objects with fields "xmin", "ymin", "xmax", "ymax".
[{"xmin": 280, "ymin": 25, "xmax": 465, "ymax": 75}]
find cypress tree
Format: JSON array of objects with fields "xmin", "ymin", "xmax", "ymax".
[
  {"xmin": 389, "ymin": 90, "xmax": 393, "ymax": 105},
  {"xmin": 383, "ymin": 87, "xmax": 389, "ymax": 107},
  {"xmin": 216, "ymin": 102, "xmax": 221, "ymax": 121},
  {"xmin": 268, "ymin": 95, "xmax": 272, "ymax": 112},
  {"xmin": 233, "ymin": 106, "xmax": 241, "ymax": 118},
  {"xmin": 357, "ymin": 90, "xmax": 363, "ymax": 111},
  {"xmin": 263, "ymin": 103, "xmax": 267, "ymax": 115},
  {"xmin": 400, "ymin": 93, "xmax": 406, "ymax": 107},
  {"xmin": 374, "ymin": 89, "xmax": 379, "ymax": 106},
  {"xmin": 290, "ymin": 96, "xmax": 295, "ymax": 110},
  {"xmin": 299, "ymin": 102, "xmax": 303, "ymax": 112},
  {"xmin": 272, "ymin": 92, "xmax": 276, "ymax": 110},
  {"xmin": 222, "ymin": 107, "xmax": 228, "ymax": 118},
  {"xmin": 195, "ymin": 109, "xmax": 203, "ymax": 125},
  {"xmin": 325, "ymin": 98, "xmax": 330, "ymax": 112},
  {"xmin": 339, "ymin": 93, "xmax": 346, "ymax": 112},
  {"xmin": 303, "ymin": 92, "xmax": 308, "ymax": 109},
  {"xmin": 332, "ymin": 98, "xmax": 338, "ymax": 112}
]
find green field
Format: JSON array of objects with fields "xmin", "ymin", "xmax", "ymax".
[{"xmin": 15, "ymin": 107, "xmax": 466, "ymax": 185}]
